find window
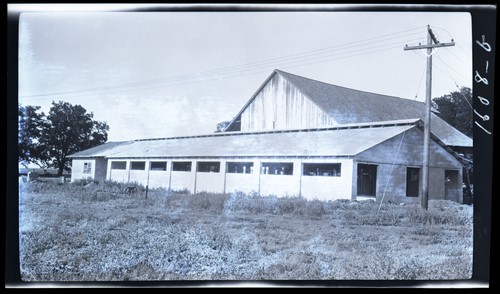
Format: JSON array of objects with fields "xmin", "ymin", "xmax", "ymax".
[
  {"xmin": 83, "ymin": 162, "xmax": 92, "ymax": 174},
  {"xmin": 111, "ymin": 161, "xmax": 127, "ymax": 170},
  {"xmin": 303, "ymin": 163, "xmax": 341, "ymax": 177},
  {"xmin": 406, "ymin": 167, "xmax": 420, "ymax": 197},
  {"xmin": 150, "ymin": 161, "xmax": 167, "ymax": 171},
  {"xmin": 261, "ymin": 162, "xmax": 293, "ymax": 175},
  {"xmin": 227, "ymin": 162, "xmax": 254, "ymax": 174},
  {"xmin": 131, "ymin": 161, "xmax": 146, "ymax": 170},
  {"xmin": 172, "ymin": 161, "xmax": 192, "ymax": 172},
  {"xmin": 197, "ymin": 161, "xmax": 220, "ymax": 173}
]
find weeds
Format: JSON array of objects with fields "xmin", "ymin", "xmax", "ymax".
[{"xmin": 18, "ymin": 180, "xmax": 473, "ymax": 281}]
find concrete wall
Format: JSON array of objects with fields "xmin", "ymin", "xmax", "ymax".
[
  {"xmin": 147, "ymin": 160, "xmax": 170, "ymax": 189},
  {"xmin": 225, "ymin": 160, "xmax": 261, "ymax": 194},
  {"xmin": 169, "ymin": 160, "xmax": 196, "ymax": 193},
  {"xmin": 99, "ymin": 157, "xmax": 354, "ymax": 200},
  {"xmin": 195, "ymin": 159, "xmax": 226, "ymax": 193},
  {"xmin": 240, "ymin": 73, "xmax": 336, "ymax": 131},
  {"xmin": 86, "ymin": 130, "xmax": 463, "ymax": 204},
  {"xmin": 225, "ymin": 173, "xmax": 260, "ymax": 194},
  {"xmin": 129, "ymin": 169, "xmax": 148, "ymax": 186},
  {"xmin": 300, "ymin": 159, "xmax": 353, "ymax": 201},
  {"xmin": 259, "ymin": 159, "xmax": 301, "ymax": 196},
  {"xmin": 354, "ymin": 128, "xmax": 463, "ymax": 203},
  {"xmin": 107, "ymin": 160, "xmax": 129, "ymax": 183},
  {"xmin": 71, "ymin": 159, "xmax": 96, "ymax": 181}
]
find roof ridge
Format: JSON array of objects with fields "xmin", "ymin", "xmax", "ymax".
[
  {"xmin": 132, "ymin": 118, "xmax": 421, "ymax": 142},
  {"xmin": 275, "ymin": 69, "xmax": 423, "ymax": 104}
]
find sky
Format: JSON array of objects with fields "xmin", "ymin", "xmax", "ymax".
[{"xmin": 16, "ymin": 4, "xmax": 473, "ymax": 142}]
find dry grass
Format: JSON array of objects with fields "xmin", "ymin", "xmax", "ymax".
[{"xmin": 18, "ymin": 180, "xmax": 473, "ymax": 281}]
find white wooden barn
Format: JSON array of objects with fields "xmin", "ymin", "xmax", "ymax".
[{"xmin": 68, "ymin": 70, "xmax": 472, "ymax": 203}]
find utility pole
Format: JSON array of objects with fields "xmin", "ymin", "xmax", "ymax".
[{"xmin": 404, "ymin": 25, "xmax": 454, "ymax": 210}]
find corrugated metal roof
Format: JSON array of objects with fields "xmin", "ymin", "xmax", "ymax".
[
  {"xmin": 276, "ymin": 70, "xmax": 472, "ymax": 147},
  {"xmin": 275, "ymin": 70, "xmax": 472, "ymax": 147},
  {"xmin": 77, "ymin": 121, "xmax": 416, "ymax": 159},
  {"xmin": 67, "ymin": 141, "xmax": 130, "ymax": 158},
  {"xmin": 226, "ymin": 70, "xmax": 472, "ymax": 147}
]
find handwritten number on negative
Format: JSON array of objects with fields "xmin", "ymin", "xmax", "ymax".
[{"xmin": 476, "ymin": 35, "xmax": 491, "ymax": 52}]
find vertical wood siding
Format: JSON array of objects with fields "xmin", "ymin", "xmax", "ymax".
[{"xmin": 241, "ymin": 74, "xmax": 336, "ymax": 131}]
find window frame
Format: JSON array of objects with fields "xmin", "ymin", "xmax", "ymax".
[
  {"xmin": 83, "ymin": 162, "xmax": 92, "ymax": 174},
  {"xmin": 110, "ymin": 161, "xmax": 127, "ymax": 170},
  {"xmin": 130, "ymin": 161, "xmax": 146, "ymax": 171},
  {"xmin": 302, "ymin": 163, "xmax": 341, "ymax": 177},
  {"xmin": 226, "ymin": 162, "xmax": 254, "ymax": 174},
  {"xmin": 150, "ymin": 161, "xmax": 167, "ymax": 171},
  {"xmin": 260, "ymin": 162, "xmax": 294, "ymax": 175},
  {"xmin": 197, "ymin": 161, "xmax": 221, "ymax": 173},
  {"xmin": 172, "ymin": 161, "xmax": 192, "ymax": 172}
]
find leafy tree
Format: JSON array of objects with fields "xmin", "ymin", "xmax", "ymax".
[
  {"xmin": 432, "ymin": 87, "xmax": 473, "ymax": 138},
  {"xmin": 18, "ymin": 104, "xmax": 47, "ymax": 168},
  {"xmin": 21, "ymin": 101, "xmax": 110, "ymax": 175},
  {"xmin": 215, "ymin": 120, "xmax": 231, "ymax": 132}
]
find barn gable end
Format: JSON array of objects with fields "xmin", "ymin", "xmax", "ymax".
[
  {"xmin": 226, "ymin": 70, "xmax": 337, "ymax": 132},
  {"xmin": 226, "ymin": 69, "xmax": 472, "ymax": 148}
]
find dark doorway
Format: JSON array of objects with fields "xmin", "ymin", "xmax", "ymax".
[
  {"xmin": 445, "ymin": 170, "xmax": 460, "ymax": 201},
  {"xmin": 406, "ymin": 167, "xmax": 420, "ymax": 197},
  {"xmin": 357, "ymin": 164, "xmax": 377, "ymax": 196}
]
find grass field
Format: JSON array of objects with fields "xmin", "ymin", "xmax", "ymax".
[{"xmin": 18, "ymin": 179, "xmax": 473, "ymax": 281}]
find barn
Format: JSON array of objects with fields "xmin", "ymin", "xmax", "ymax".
[{"xmin": 68, "ymin": 70, "xmax": 472, "ymax": 203}]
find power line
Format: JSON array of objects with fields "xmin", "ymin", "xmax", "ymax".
[
  {"xmin": 23, "ymin": 40, "xmax": 416, "ymax": 100},
  {"xmin": 430, "ymin": 25, "xmax": 472, "ymax": 58},
  {"xmin": 433, "ymin": 53, "xmax": 471, "ymax": 84},
  {"xmin": 413, "ymin": 54, "xmax": 427, "ymax": 100},
  {"xmin": 443, "ymin": 47, "xmax": 472, "ymax": 69},
  {"xmin": 118, "ymin": 26, "xmax": 426, "ymax": 88},
  {"xmin": 412, "ymin": 48, "xmax": 469, "ymax": 86},
  {"xmin": 20, "ymin": 26, "xmax": 426, "ymax": 99},
  {"xmin": 412, "ymin": 49, "xmax": 472, "ymax": 108},
  {"xmin": 432, "ymin": 56, "xmax": 473, "ymax": 109},
  {"xmin": 22, "ymin": 36, "xmax": 423, "ymax": 98}
]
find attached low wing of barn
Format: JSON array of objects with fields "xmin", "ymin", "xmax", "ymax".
[
  {"xmin": 224, "ymin": 69, "xmax": 472, "ymax": 149},
  {"xmin": 68, "ymin": 119, "xmax": 461, "ymax": 162}
]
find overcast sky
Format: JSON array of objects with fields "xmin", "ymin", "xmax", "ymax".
[{"xmin": 16, "ymin": 5, "xmax": 473, "ymax": 142}]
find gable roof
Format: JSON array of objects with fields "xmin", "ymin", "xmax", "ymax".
[
  {"xmin": 67, "ymin": 141, "xmax": 129, "ymax": 158},
  {"xmin": 70, "ymin": 119, "xmax": 421, "ymax": 159},
  {"xmin": 226, "ymin": 69, "xmax": 472, "ymax": 147}
]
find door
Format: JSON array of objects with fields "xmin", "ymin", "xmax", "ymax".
[
  {"xmin": 445, "ymin": 170, "xmax": 459, "ymax": 201},
  {"xmin": 357, "ymin": 164, "xmax": 377, "ymax": 196},
  {"xmin": 406, "ymin": 167, "xmax": 420, "ymax": 197}
]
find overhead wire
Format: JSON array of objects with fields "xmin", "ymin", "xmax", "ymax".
[
  {"xmin": 412, "ymin": 49, "xmax": 470, "ymax": 87},
  {"xmin": 430, "ymin": 25, "xmax": 472, "ymax": 58},
  {"xmin": 443, "ymin": 47, "xmax": 472, "ymax": 68},
  {"xmin": 413, "ymin": 54, "xmax": 427, "ymax": 100},
  {"xmin": 433, "ymin": 53, "xmax": 471, "ymax": 85},
  {"xmin": 20, "ymin": 26, "xmax": 427, "ymax": 99},
  {"xmin": 22, "ymin": 37, "xmax": 423, "ymax": 98},
  {"xmin": 23, "ymin": 39, "xmax": 422, "ymax": 100},
  {"xmin": 412, "ymin": 50, "xmax": 472, "ymax": 109}
]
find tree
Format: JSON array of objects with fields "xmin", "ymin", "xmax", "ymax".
[
  {"xmin": 432, "ymin": 87, "xmax": 473, "ymax": 138},
  {"xmin": 37, "ymin": 101, "xmax": 109, "ymax": 175},
  {"xmin": 215, "ymin": 120, "xmax": 231, "ymax": 132},
  {"xmin": 18, "ymin": 104, "xmax": 47, "ymax": 168}
]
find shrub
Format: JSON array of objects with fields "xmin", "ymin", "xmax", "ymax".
[{"xmin": 185, "ymin": 192, "xmax": 229, "ymax": 214}]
